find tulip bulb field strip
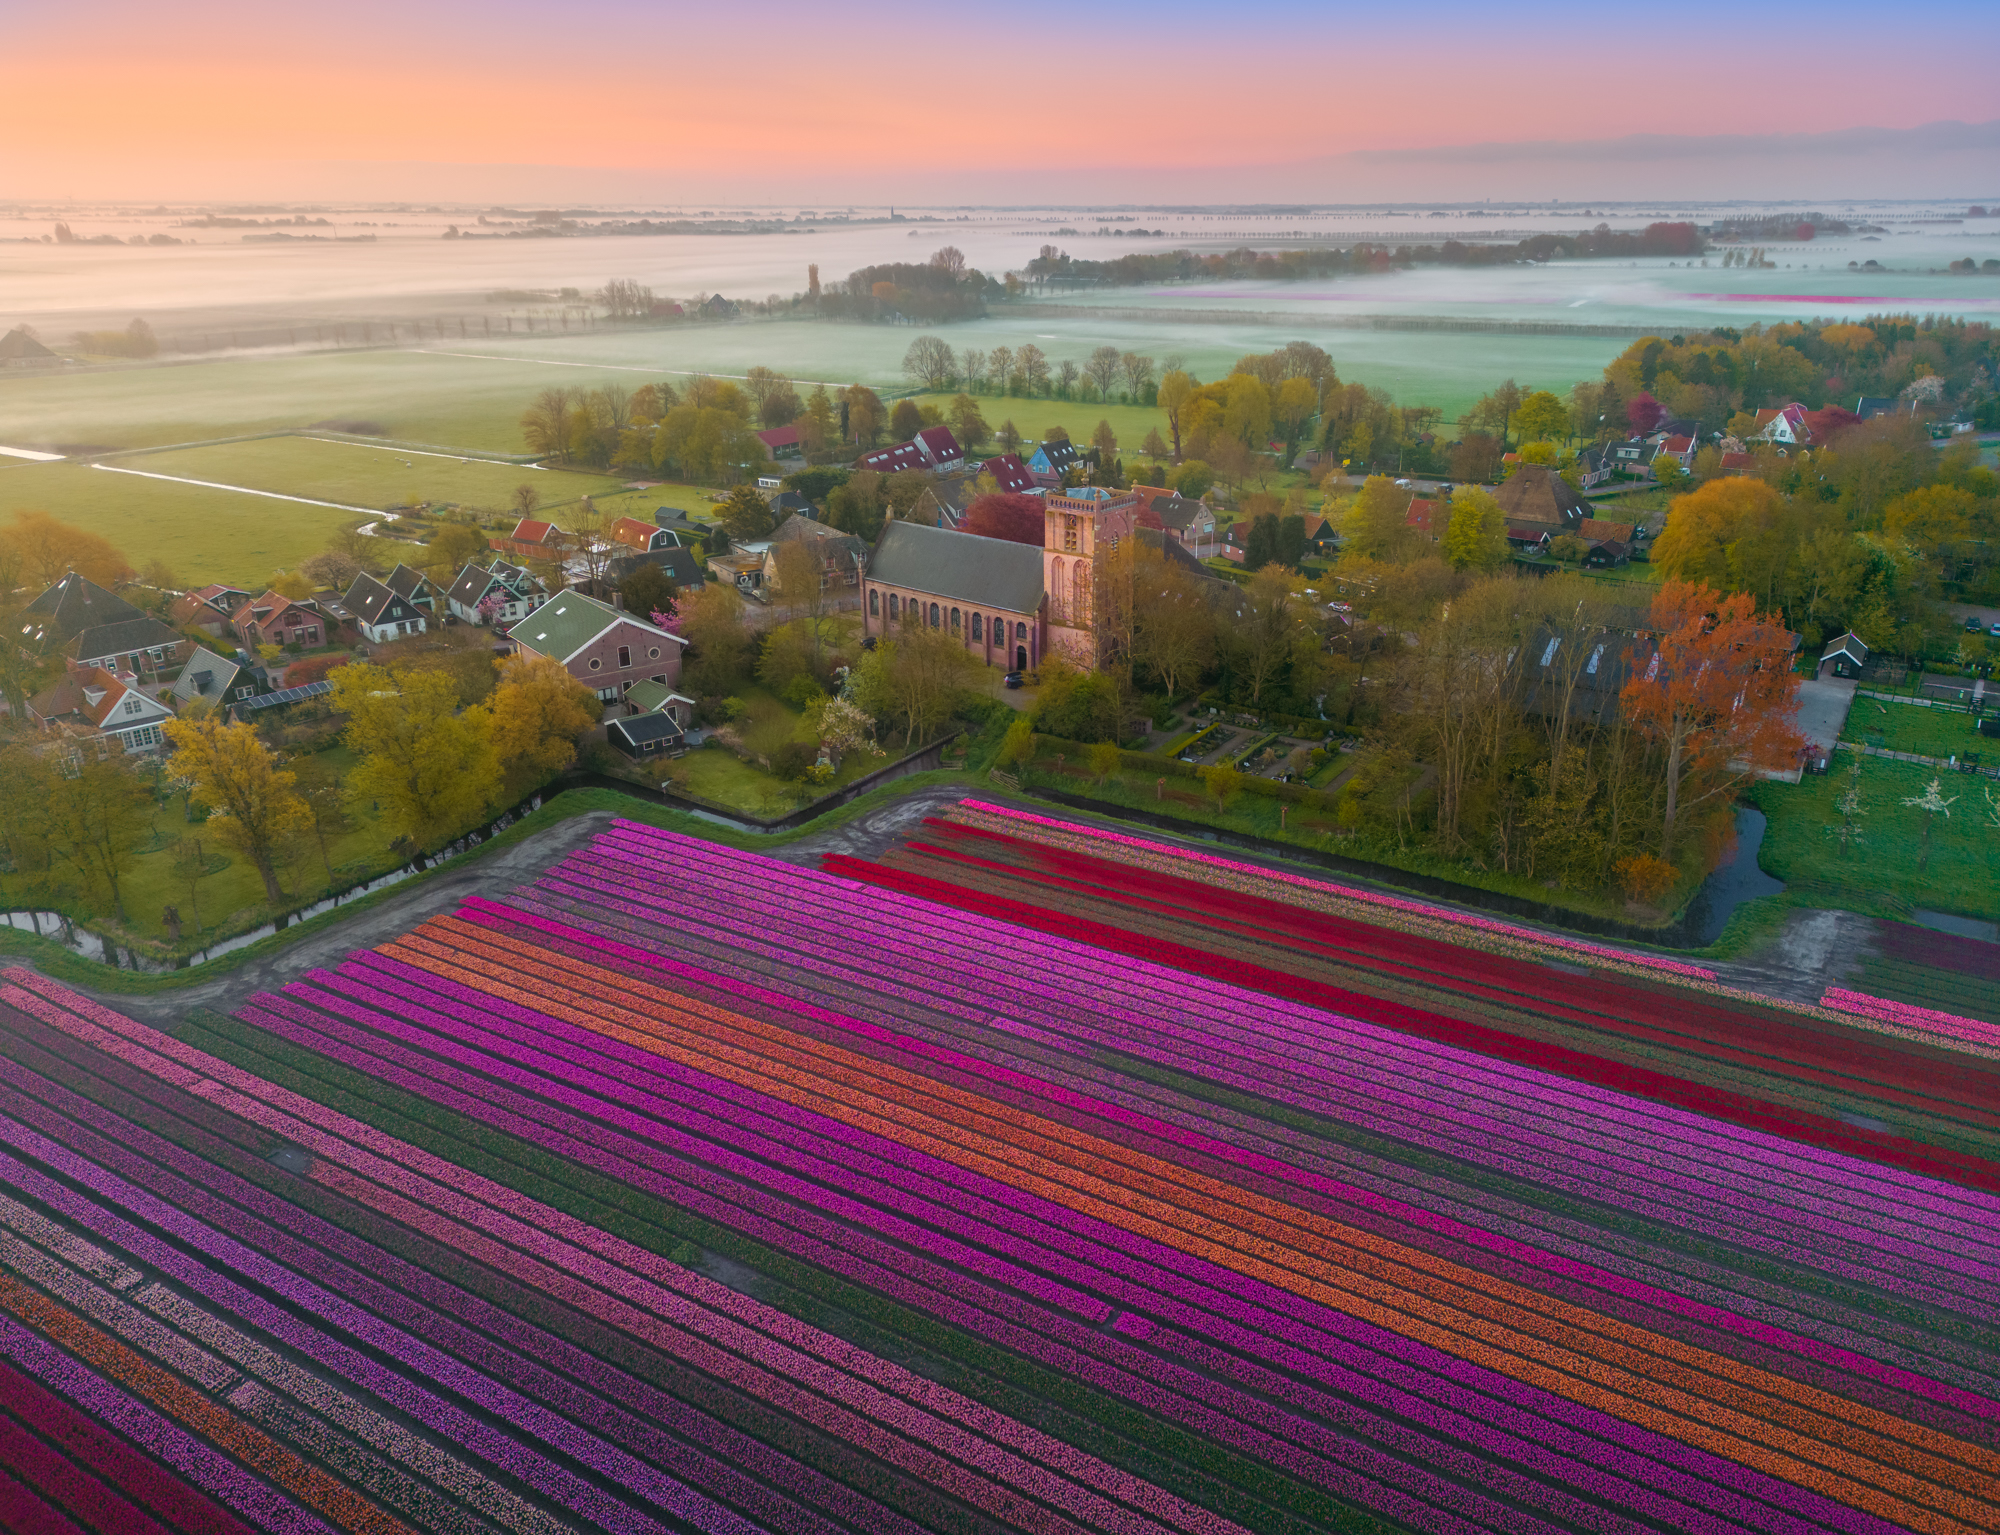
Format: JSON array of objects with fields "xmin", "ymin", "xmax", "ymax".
[{"xmin": 0, "ymin": 809, "xmax": 1998, "ymax": 1532}]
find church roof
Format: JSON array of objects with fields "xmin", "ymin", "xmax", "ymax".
[{"xmin": 868, "ymin": 520, "xmax": 1044, "ymax": 614}]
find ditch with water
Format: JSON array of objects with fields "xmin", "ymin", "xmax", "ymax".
[{"xmin": 1681, "ymin": 806, "xmax": 1785, "ymax": 946}]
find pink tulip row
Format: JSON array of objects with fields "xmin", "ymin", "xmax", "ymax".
[
  {"xmin": 953, "ymin": 799, "xmax": 1720, "ymax": 979},
  {"xmin": 0, "ymin": 969, "xmax": 1245, "ymax": 1535},
  {"xmin": 1821, "ymin": 987, "xmax": 2000, "ymax": 1051}
]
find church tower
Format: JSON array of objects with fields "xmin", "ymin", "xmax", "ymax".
[{"xmin": 1041, "ymin": 487, "xmax": 1137, "ymax": 666}]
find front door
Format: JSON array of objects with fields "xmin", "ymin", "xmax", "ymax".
[{"xmin": 1015, "ymin": 644, "xmax": 1027, "ymax": 670}]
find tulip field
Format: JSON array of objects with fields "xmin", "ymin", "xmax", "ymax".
[{"xmin": 1, "ymin": 808, "xmax": 1999, "ymax": 1533}]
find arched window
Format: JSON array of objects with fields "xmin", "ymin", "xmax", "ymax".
[
  {"xmin": 1015, "ymin": 621, "xmax": 1027, "ymax": 641},
  {"xmin": 950, "ymin": 607, "xmax": 961, "ymax": 633},
  {"xmin": 970, "ymin": 613, "xmax": 982, "ymax": 642},
  {"xmin": 869, "ymin": 589, "xmax": 879, "ymax": 616},
  {"xmin": 889, "ymin": 592, "xmax": 900, "ymax": 619},
  {"xmin": 929, "ymin": 602, "xmax": 940, "ymax": 627},
  {"xmin": 1071, "ymin": 562, "xmax": 1086, "ymax": 624},
  {"xmin": 1048, "ymin": 559, "xmax": 1063, "ymax": 622}
]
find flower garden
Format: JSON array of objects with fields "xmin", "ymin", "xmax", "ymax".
[{"xmin": 0, "ymin": 801, "xmax": 1997, "ymax": 1534}]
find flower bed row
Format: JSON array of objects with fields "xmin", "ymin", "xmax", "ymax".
[{"xmin": 1823, "ymin": 989, "xmax": 2000, "ymax": 1051}]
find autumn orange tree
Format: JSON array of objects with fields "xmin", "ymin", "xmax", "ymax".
[{"xmin": 1620, "ymin": 581, "xmax": 1803, "ymax": 859}]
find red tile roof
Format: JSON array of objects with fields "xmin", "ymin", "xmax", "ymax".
[
  {"xmin": 857, "ymin": 441, "xmax": 927, "ymax": 474},
  {"xmin": 982, "ymin": 454, "xmax": 1036, "ymax": 494},
  {"xmin": 755, "ymin": 425, "xmax": 801, "ymax": 448},
  {"xmin": 610, "ymin": 517, "xmax": 660, "ymax": 551},
  {"xmin": 1404, "ymin": 497, "xmax": 1442, "ymax": 538}
]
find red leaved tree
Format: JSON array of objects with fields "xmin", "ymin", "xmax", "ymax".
[
  {"xmin": 961, "ymin": 492, "xmax": 1045, "ymax": 546},
  {"xmin": 1626, "ymin": 392, "xmax": 1666, "ymax": 436},
  {"xmin": 1621, "ymin": 581, "xmax": 1804, "ymax": 859}
]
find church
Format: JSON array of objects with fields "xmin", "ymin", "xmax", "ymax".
[{"xmin": 861, "ymin": 487, "xmax": 1139, "ymax": 670}]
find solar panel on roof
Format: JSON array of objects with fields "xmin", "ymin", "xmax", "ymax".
[{"xmin": 235, "ymin": 679, "xmax": 335, "ymax": 711}]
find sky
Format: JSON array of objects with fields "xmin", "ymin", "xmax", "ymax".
[{"xmin": 6, "ymin": 0, "xmax": 2000, "ymax": 204}]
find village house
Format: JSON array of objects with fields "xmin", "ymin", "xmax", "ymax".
[
  {"xmin": 1719, "ymin": 450, "xmax": 1759, "ymax": 476},
  {"xmin": 1655, "ymin": 434, "xmax": 1697, "ymax": 473},
  {"xmin": 911, "ymin": 425, "xmax": 964, "ymax": 471},
  {"xmin": 168, "ymin": 646, "xmax": 262, "ymax": 712},
  {"xmin": 382, "ymin": 563, "xmax": 440, "ymax": 616},
  {"xmin": 67, "ymin": 612, "xmax": 191, "ymax": 679},
  {"xmin": 445, "ymin": 560, "xmax": 541, "ymax": 626},
  {"xmin": 609, "ymin": 516, "xmax": 675, "ymax": 555},
  {"xmin": 1575, "ymin": 444, "xmax": 1615, "ymax": 490},
  {"xmin": 491, "ymin": 517, "xmax": 569, "ymax": 563},
  {"xmin": 509, "ymin": 591, "xmax": 687, "ymax": 711},
  {"xmin": 0, "ymin": 327, "xmax": 61, "ymax": 370},
  {"xmin": 1404, "ymin": 496, "xmax": 1444, "ymax": 543},
  {"xmin": 1493, "ymin": 463, "xmax": 1587, "ymax": 551},
  {"xmin": 17, "ymin": 573, "xmax": 149, "ymax": 656},
  {"xmin": 27, "ymin": 665, "xmax": 176, "ymax": 755},
  {"xmin": 650, "ymin": 507, "xmax": 709, "ymax": 543},
  {"xmin": 1128, "ymin": 485, "xmax": 1218, "ymax": 550},
  {"xmin": 754, "ymin": 424, "xmax": 803, "ymax": 460},
  {"xmin": 1754, "ymin": 403, "xmax": 1811, "ymax": 446},
  {"xmin": 910, "ymin": 477, "xmax": 980, "ymax": 530},
  {"xmin": 1024, "ymin": 438, "xmax": 1085, "ymax": 489},
  {"xmin": 761, "ymin": 516, "xmax": 868, "ymax": 595},
  {"xmin": 343, "ymin": 572, "xmax": 429, "ymax": 644},
  {"xmin": 169, "ymin": 583, "xmax": 254, "ymax": 639},
  {"xmin": 1606, "ymin": 438, "xmax": 1657, "ymax": 477},
  {"xmin": 979, "ymin": 453, "xmax": 1038, "ymax": 494},
  {"xmin": 855, "ymin": 439, "xmax": 928, "ymax": 474},
  {"xmin": 229, "ymin": 591, "xmax": 324, "ymax": 649}
]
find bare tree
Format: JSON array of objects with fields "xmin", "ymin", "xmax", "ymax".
[
  {"xmin": 1120, "ymin": 352, "xmax": 1156, "ymax": 400},
  {"xmin": 1085, "ymin": 346, "xmax": 1122, "ymax": 401},
  {"xmin": 929, "ymin": 246, "xmax": 967, "ymax": 280},
  {"xmin": 520, "ymin": 387, "xmax": 575, "ymax": 460},
  {"xmin": 902, "ymin": 335, "xmax": 957, "ymax": 392},
  {"xmin": 960, "ymin": 349, "xmax": 989, "ymax": 393}
]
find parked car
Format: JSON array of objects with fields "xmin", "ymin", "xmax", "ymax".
[
  {"xmin": 1990, "ymin": 623, "xmax": 2000, "ymax": 638},
  {"xmin": 1002, "ymin": 671, "xmax": 1024, "ymax": 689},
  {"xmin": 1967, "ymin": 616, "xmax": 1985, "ymax": 632}
]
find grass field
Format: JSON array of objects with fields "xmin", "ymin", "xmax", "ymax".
[
  {"xmin": 1751, "ymin": 753, "xmax": 2000, "ymax": 920},
  {"xmin": 0, "ymin": 437, "xmax": 629, "ymax": 586},
  {"xmin": 901, "ymin": 392, "xmax": 1173, "ymax": 462},
  {"xmin": 1841, "ymin": 695, "xmax": 1991, "ymax": 759}
]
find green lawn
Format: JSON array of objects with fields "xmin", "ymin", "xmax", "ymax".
[
  {"xmin": 1840, "ymin": 697, "xmax": 1988, "ymax": 760},
  {"xmin": 1750, "ymin": 756, "xmax": 2000, "ymax": 920}
]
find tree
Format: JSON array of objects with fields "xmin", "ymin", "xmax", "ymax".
[
  {"xmin": 995, "ymin": 420, "xmax": 1022, "ymax": 454},
  {"xmin": 888, "ymin": 398, "xmax": 924, "ymax": 441},
  {"xmin": 996, "ymin": 718, "xmax": 1035, "ymax": 768},
  {"xmin": 1029, "ymin": 664, "xmax": 1121, "ymax": 742},
  {"xmin": 1627, "ymin": 392, "xmax": 1667, "ymax": 436},
  {"xmin": 1087, "ymin": 740, "xmax": 1123, "ymax": 783},
  {"xmin": 43, "ymin": 753, "xmax": 154, "ymax": 923},
  {"xmin": 300, "ymin": 550, "xmax": 363, "ymax": 590},
  {"xmin": 949, "ymin": 394, "xmax": 988, "ymax": 451},
  {"xmin": 1650, "ymin": 478, "xmax": 1807, "ymax": 611},
  {"xmin": 161, "ymin": 713, "xmax": 312, "ymax": 904},
  {"xmin": 1341, "ymin": 476, "xmax": 1418, "ymax": 563},
  {"xmin": 1274, "ymin": 377, "xmax": 1318, "ymax": 456},
  {"xmin": 1120, "ymin": 353, "xmax": 1156, "ymax": 401},
  {"xmin": 773, "ymin": 539, "xmax": 838, "ymax": 666},
  {"xmin": 1884, "ymin": 484, "xmax": 1977, "ymax": 571},
  {"xmin": 1166, "ymin": 460, "xmax": 1213, "ymax": 499},
  {"xmin": 618, "ymin": 561, "xmax": 678, "ymax": 625},
  {"xmin": 1085, "ymin": 346, "xmax": 1122, "ymax": 401},
  {"xmin": 1620, "ymin": 582, "xmax": 1803, "ymax": 858},
  {"xmin": 960, "ymin": 349, "xmax": 989, "ymax": 393},
  {"xmin": 169, "ymin": 835, "xmax": 220, "ymax": 938},
  {"xmin": 1548, "ymin": 534, "xmax": 1589, "ymax": 567},
  {"xmin": 1131, "ymin": 554, "xmax": 1216, "ymax": 700},
  {"xmin": 1441, "ymin": 487, "xmax": 1508, "ymax": 571},
  {"xmin": 1141, "ymin": 428, "xmax": 1170, "ymax": 463},
  {"xmin": 423, "ymin": 520, "xmax": 491, "ymax": 585},
  {"xmin": 1233, "ymin": 565, "xmax": 1304, "ymax": 706},
  {"xmin": 812, "ymin": 696, "xmax": 876, "ymax": 767},
  {"xmin": 679, "ymin": 582, "xmax": 752, "ymax": 695},
  {"xmin": 1450, "ymin": 433, "xmax": 1504, "ymax": 484},
  {"xmin": 989, "ymin": 347, "xmax": 1015, "ymax": 394},
  {"xmin": 521, "ymin": 387, "xmax": 575, "ymax": 460},
  {"xmin": 1514, "ymin": 390, "xmax": 1571, "ymax": 444},
  {"xmin": 330, "ymin": 663, "xmax": 501, "ymax": 846},
  {"xmin": 824, "ymin": 476, "xmax": 886, "ymax": 543},
  {"xmin": 1828, "ymin": 755, "xmax": 1867, "ymax": 861},
  {"xmin": 962, "ymin": 493, "xmax": 1045, "ymax": 546},
  {"xmin": 512, "ymin": 483, "xmax": 542, "ymax": 518},
  {"xmin": 489, "ymin": 652, "xmax": 602, "ymax": 776},
  {"xmin": 1903, "ymin": 776, "xmax": 1957, "ymax": 873},
  {"xmin": 759, "ymin": 381, "xmax": 804, "ymax": 429},
  {"xmin": 1057, "ymin": 360, "xmax": 1080, "ymax": 398},
  {"xmin": 720, "ymin": 485, "xmax": 774, "ymax": 541},
  {"xmin": 852, "ymin": 623, "xmax": 974, "ymax": 747},
  {"xmin": 269, "ymin": 569, "xmax": 316, "ymax": 599},
  {"xmin": 0, "ymin": 510, "xmax": 133, "ymax": 589},
  {"xmin": 1157, "ymin": 371, "xmax": 1196, "ymax": 463},
  {"xmin": 1016, "ymin": 344, "xmax": 1050, "ymax": 395},
  {"xmin": 1091, "ymin": 420, "xmax": 1117, "ymax": 461},
  {"xmin": 1198, "ymin": 761, "xmax": 1244, "ymax": 810}
]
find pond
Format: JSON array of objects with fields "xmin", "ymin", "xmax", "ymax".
[{"xmin": 1682, "ymin": 806, "xmax": 1786, "ymax": 945}]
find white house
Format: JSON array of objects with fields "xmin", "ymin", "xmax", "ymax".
[{"xmin": 344, "ymin": 572, "xmax": 429, "ymax": 644}]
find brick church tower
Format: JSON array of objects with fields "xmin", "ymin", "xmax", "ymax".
[{"xmin": 1041, "ymin": 487, "xmax": 1138, "ymax": 666}]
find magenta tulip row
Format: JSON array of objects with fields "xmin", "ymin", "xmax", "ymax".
[
  {"xmin": 288, "ymin": 925, "xmax": 1933, "ymax": 1535},
  {"xmin": 952, "ymin": 799, "xmax": 1722, "ymax": 979},
  {"xmin": 512, "ymin": 851, "xmax": 2000, "ymax": 1407},
  {"xmin": 0, "ymin": 972, "xmax": 1243, "ymax": 1535},
  {"xmin": 590, "ymin": 823, "xmax": 1985, "ymax": 1237},
  {"xmin": 0, "ymin": 1308, "xmax": 331, "ymax": 1535},
  {"xmin": 566, "ymin": 831, "xmax": 2000, "ymax": 1300},
  {"xmin": 1821, "ymin": 988, "xmax": 2000, "ymax": 1050},
  {"xmin": 460, "ymin": 887, "xmax": 2000, "ymax": 1423}
]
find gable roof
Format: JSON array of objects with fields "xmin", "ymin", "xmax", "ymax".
[
  {"xmin": 1029, "ymin": 439, "xmax": 1080, "ymax": 472},
  {"xmin": 856, "ymin": 440, "xmax": 928, "ymax": 474},
  {"xmin": 68, "ymin": 614, "xmax": 185, "ymax": 662},
  {"xmin": 506, "ymin": 517, "xmax": 563, "ymax": 546},
  {"xmin": 512, "ymin": 591, "xmax": 685, "ymax": 664},
  {"xmin": 606, "ymin": 547, "xmax": 706, "ymax": 588},
  {"xmin": 1404, "ymin": 497, "xmax": 1442, "ymax": 539},
  {"xmin": 71, "ymin": 667, "xmax": 171, "ymax": 731},
  {"xmin": 1129, "ymin": 484, "xmax": 1209, "ymax": 531},
  {"xmin": 755, "ymin": 425, "xmax": 802, "ymax": 449},
  {"xmin": 624, "ymin": 679, "xmax": 696, "ymax": 714},
  {"xmin": 1576, "ymin": 518, "xmax": 1635, "ymax": 543},
  {"xmin": 0, "ymin": 328, "xmax": 58, "ymax": 362},
  {"xmin": 869, "ymin": 520, "xmax": 1044, "ymax": 614},
  {"xmin": 1491, "ymin": 464, "xmax": 1587, "ymax": 527},
  {"xmin": 382, "ymin": 564, "xmax": 434, "ymax": 601},
  {"xmin": 343, "ymin": 572, "xmax": 421, "ymax": 627},
  {"xmin": 169, "ymin": 646, "xmax": 245, "ymax": 707},
  {"xmin": 447, "ymin": 560, "xmax": 536, "ymax": 607},
  {"xmin": 18, "ymin": 573, "xmax": 145, "ymax": 653},
  {"xmin": 609, "ymin": 516, "xmax": 662, "ymax": 552},
  {"xmin": 609, "ymin": 713, "xmax": 687, "ymax": 750},
  {"xmin": 1823, "ymin": 631, "xmax": 1869, "ymax": 666},
  {"xmin": 1660, "ymin": 435, "xmax": 1694, "ymax": 455},
  {"xmin": 982, "ymin": 454, "xmax": 1037, "ymax": 494},
  {"xmin": 913, "ymin": 425, "xmax": 963, "ymax": 464}
]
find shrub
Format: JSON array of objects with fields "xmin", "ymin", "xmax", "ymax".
[
  {"xmin": 1087, "ymin": 741, "xmax": 1123, "ymax": 782},
  {"xmin": 1614, "ymin": 852, "xmax": 1679, "ymax": 904},
  {"xmin": 996, "ymin": 718, "xmax": 1036, "ymax": 768},
  {"xmin": 1198, "ymin": 761, "xmax": 1244, "ymax": 808},
  {"xmin": 769, "ymin": 740, "xmax": 817, "ymax": 780},
  {"xmin": 1030, "ymin": 666, "xmax": 1121, "ymax": 742}
]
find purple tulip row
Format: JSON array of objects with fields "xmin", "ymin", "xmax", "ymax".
[
  {"xmin": 263, "ymin": 937, "xmax": 1940, "ymax": 1535},
  {"xmin": 551, "ymin": 839, "xmax": 2000, "ymax": 1316},
  {"xmin": 596, "ymin": 822, "xmax": 2000, "ymax": 1244},
  {"xmin": 0, "ymin": 987, "xmax": 972, "ymax": 1535},
  {"xmin": 594, "ymin": 826, "xmax": 2000, "ymax": 1271},
  {"xmin": 228, "ymin": 992, "xmax": 1216, "ymax": 1535},
  {"xmin": 0, "ymin": 1308, "xmax": 333, "ymax": 1535},
  {"xmin": 508, "ymin": 851, "xmax": 2000, "ymax": 1407},
  {"xmin": 0, "ymin": 971, "xmax": 1245, "ymax": 1535},
  {"xmin": 0, "ymin": 1103, "xmax": 743, "ymax": 1535},
  {"xmin": 951, "ymin": 800, "xmax": 1722, "ymax": 980}
]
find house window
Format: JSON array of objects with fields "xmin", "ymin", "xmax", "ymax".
[
  {"xmin": 648, "ymin": 646, "xmax": 660, "ymax": 660},
  {"xmin": 618, "ymin": 645, "xmax": 631, "ymax": 668},
  {"xmin": 597, "ymin": 685, "xmax": 618, "ymax": 701},
  {"xmin": 124, "ymin": 699, "xmax": 142, "ymax": 716},
  {"xmin": 970, "ymin": 613, "xmax": 982, "ymax": 642},
  {"xmin": 589, "ymin": 657, "xmax": 602, "ymax": 670},
  {"xmin": 869, "ymin": 589, "xmax": 879, "ymax": 616}
]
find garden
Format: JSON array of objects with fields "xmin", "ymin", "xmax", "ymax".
[{"xmin": 0, "ymin": 803, "xmax": 1987, "ymax": 1535}]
